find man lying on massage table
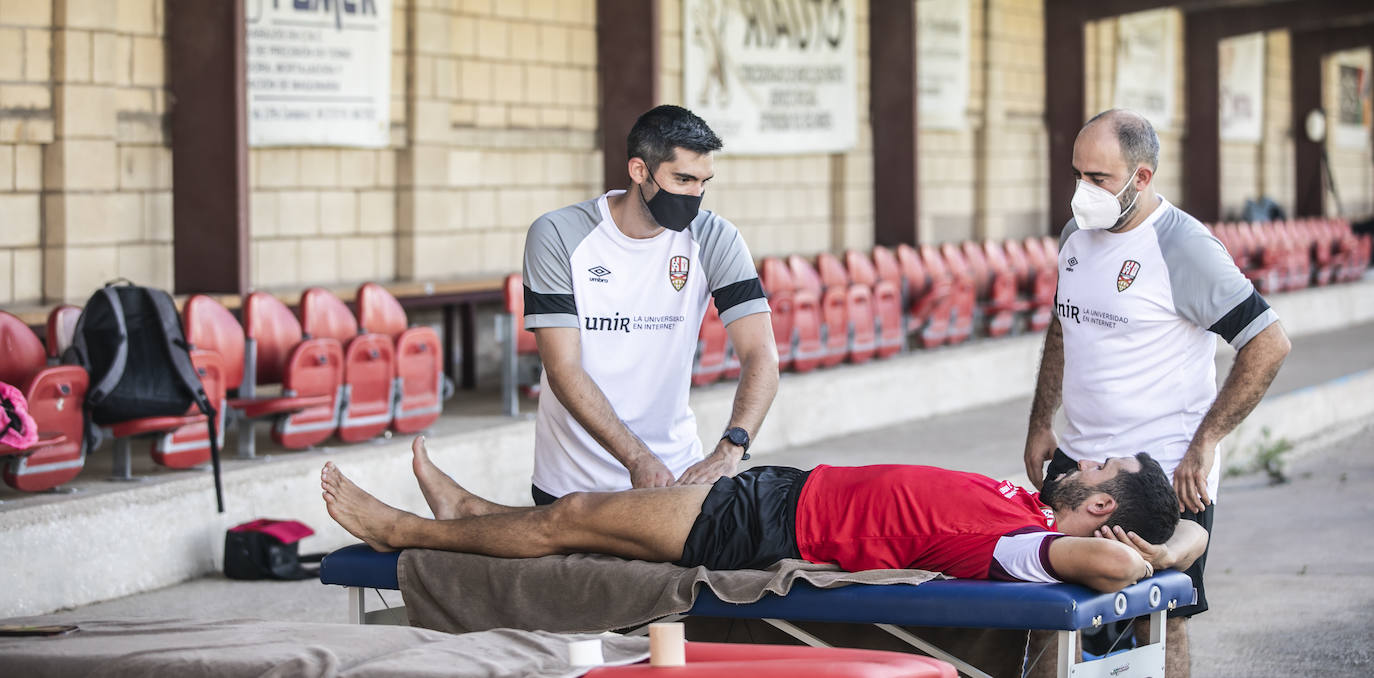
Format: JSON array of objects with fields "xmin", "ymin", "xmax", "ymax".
[{"xmin": 322, "ymin": 437, "xmax": 1207, "ymax": 594}]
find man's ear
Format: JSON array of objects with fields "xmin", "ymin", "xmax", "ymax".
[
  {"xmin": 628, "ymin": 157, "xmax": 649, "ymax": 185},
  {"xmin": 1086, "ymin": 492, "xmax": 1118, "ymax": 517},
  {"xmin": 1133, "ymin": 165, "xmax": 1154, "ymax": 190}
]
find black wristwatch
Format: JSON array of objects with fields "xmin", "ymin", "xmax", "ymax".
[{"xmin": 721, "ymin": 427, "xmax": 751, "ymax": 461}]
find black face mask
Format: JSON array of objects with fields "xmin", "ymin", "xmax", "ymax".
[{"xmin": 640, "ymin": 172, "xmax": 703, "ymax": 232}]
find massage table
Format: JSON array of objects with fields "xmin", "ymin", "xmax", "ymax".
[{"xmin": 321, "ymin": 544, "xmax": 1195, "ymax": 678}]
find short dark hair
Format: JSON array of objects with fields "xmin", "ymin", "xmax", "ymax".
[
  {"xmin": 1098, "ymin": 452, "xmax": 1179, "ymax": 545},
  {"xmin": 626, "ymin": 105, "xmax": 723, "ymax": 170},
  {"xmin": 1085, "ymin": 109, "xmax": 1160, "ymax": 171}
]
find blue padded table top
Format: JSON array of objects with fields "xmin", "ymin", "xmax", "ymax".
[
  {"xmin": 318, "ymin": 544, "xmax": 1194, "ymax": 632},
  {"xmin": 320, "ymin": 543, "xmax": 401, "ymax": 590},
  {"xmin": 690, "ymin": 571, "xmax": 1195, "ymax": 631}
]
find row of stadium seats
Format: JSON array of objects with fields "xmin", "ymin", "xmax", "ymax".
[
  {"xmin": 0, "ymin": 284, "xmax": 448, "ymax": 493},
  {"xmin": 693, "ymin": 238, "xmax": 1062, "ymax": 385},
  {"xmin": 1210, "ymin": 218, "xmax": 1371, "ymax": 294}
]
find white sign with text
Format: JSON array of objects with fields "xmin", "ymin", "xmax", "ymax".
[
  {"xmin": 682, "ymin": 0, "xmax": 856, "ymax": 155},
  {"xmin": 246, "ymin": 0, "xmax": 392, "ymax": 148}
]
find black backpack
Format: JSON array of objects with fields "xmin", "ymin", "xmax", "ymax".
[{"xmin": 64, "ymin": 282, "xmax": 225, "ymax": 512}]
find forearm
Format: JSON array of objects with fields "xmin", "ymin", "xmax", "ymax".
[
  {"xmin": 544, "ymin": 364, "xmax": 653, "ymax": 468},
  {"xmin": 1159, "ymin": 521, "xmax": 1208, "ymax": 571},
  {"xmin": 1191, "ymin": 323, "xmax": 1291, "ymax": 450},
  {"xmin": 1028, "ymin": 317, "xmax": 1064, "ymax": 431},
  {"xmin": 725, "ymin": 348, "xmax": 778, "ymax": 440}
]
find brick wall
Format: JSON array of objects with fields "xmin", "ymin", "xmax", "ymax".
[{"xmin": 0, "ymin": 0, "xmax": 51, "ymax": 305}]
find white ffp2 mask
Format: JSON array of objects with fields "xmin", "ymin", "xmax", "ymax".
[{"xmin": 1070, "ymin": 171, "xmax": 1141, "ymax": 230}]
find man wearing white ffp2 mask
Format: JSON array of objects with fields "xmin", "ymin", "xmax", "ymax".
[
  {"xmin": 1070, "ymin": 167, "xmax": 1143, "ymax": 231},
  {"xmin": 1021, "ymin": 109, "xmax": 1291, "ymax": 678}
]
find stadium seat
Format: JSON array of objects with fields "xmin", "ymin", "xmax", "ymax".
[
  {"xmin": 789, "ymin": 254, "xmax": 848, "ymax": 368},
  {"xmin": 758, "ymin": 258, "xmax": 796, "ymax": 372},
  {"xmin": 242, "ymin": 292, "xmax": 345, "ymax": 450},
  {"xmin": 300, "ymin": 288, "xmax": 396, "ymax": 443},
  {"xmin": 0, "ymin": 311, "xmax": 89, "ymax": 492},
  {"xmin": 692, "ymin": 303, "xmax": 728, "ymax": 387},
  {"xmin": 102, "ymin": 348, "xmax": 225, "ymax": 476},
  {"xmin": 44, "ymin": 304, "xmax": 82, "ymax": 361},
  {"xmin": 965, "ymin": 240, "xmax": 1021, "ymax": 338},
  {"xmin": 846, "ymin": 250, "xmax": 904, "ymax": 358},
  {"xmin": 499, "ymin": 274, "xmax": 543, "ymax": 415},
  {"xmin": 937, "ymin": 243, "xmax": 975, "ymax": 345},
  {"xmin": 819, "ymin": 252, "xmax": 876, "ymax": 364},
  {"xmin": 764, "ymin": 257, "xmax": 823, "ymax": 374},
  {"xmin": 896, "ymin": 244, "xmax": 952, "ymax": 348},
  {"xmin": 1002, "ymin": 238, "xmax": 1054, "ymax": 332},
  {"xmin": 181, "ymin": 295, "xmax": 337, "ymax": 460},
  {"xmin": 1022, "ymin": 236, "xmax": 1060, "ymax": 332},
  {"xmin": 357, "ymin": 283, "xmax": 446, "ymax": 433},
  {"xmin": 139, "ymin": 349, "xmax": 229, "ymax": 470}
]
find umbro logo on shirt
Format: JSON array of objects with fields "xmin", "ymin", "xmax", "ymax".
[
  {"xmin": 588, "ymin": 266, "xmax": 611, "ymax": 283},
  {"xmin": 1065, "ymin": 256, "xmax": 1078, "ymax": 272}
]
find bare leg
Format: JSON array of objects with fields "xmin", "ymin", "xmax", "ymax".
[
  {"xmin": 1131, "ymin": 615, "xmax": 1189, "ymax": 677},
  {"xmin": 410, "ymin": 436, "xmax": 530, "ymax": 519},
  {"xmin": 323, "ymin": 462, "xmax": 712, "ymax": 561}
]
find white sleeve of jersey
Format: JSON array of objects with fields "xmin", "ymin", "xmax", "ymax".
[{"xmin": 992, "ymin": 532, "xmax": 1062, "ymax": 583}]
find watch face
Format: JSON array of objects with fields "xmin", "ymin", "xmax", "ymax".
[{"xmin": 726, "ymin": 428, "xmax": 749, "ymax": 447}]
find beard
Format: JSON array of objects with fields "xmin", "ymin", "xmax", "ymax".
[
  {"xmin": 1109, "ymin": 184, "xmax": 1141, "ymax": 230},
  {"xmin": 1041, "ymin": 471, "xmax": 1093, "ymax": 512}
]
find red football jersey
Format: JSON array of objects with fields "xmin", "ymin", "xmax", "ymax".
[{"xmin": 794, "ymin": 465, "xmax": 1062, "ymax": 580}]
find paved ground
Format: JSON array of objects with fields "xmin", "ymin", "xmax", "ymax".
[{"xmin": 23, "ymin": 321, "xmax": 1374, "ymax": 676}]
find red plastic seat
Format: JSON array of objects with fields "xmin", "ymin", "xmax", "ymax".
[
  {"xmin": 586, "ymin": 642, "xmax": 955, "ymax": 677},
  {"xmin": 820, "ymin": 252, "xmax": 877, "ymax": 364},
  {"xmin": 300, "ymin": 288, "xmax": 396, "ymax": 443},
  {"xmin": 1005, "ymin": 238, "xmax": 1054, "ymax": 332},
  {"xmin": 357, "ymin": 283, "xmax": 444, "ymax": 434},
  {"xmin": 0, "ymin": 311, "xmax": 89, "ymax": 492},
  {"xmin": 500, "ymin": 274, "xmax": 543, "ymax": 414},
  {"xmin": 847, "ymin": 250, "xmax": 903, "ymax": 358},
  {"xmin": 243, "ymin": 292, "xmax": 345, "ymax": 449},
  {"xmin": 978, "ymin": 240, "xmax": 1025, "ymax": 337},
  {"xmin": 895, "ymin": 244, "xmax": 941, "ymax": 348},
  {"xmin": 794, "ymin": 254, "xmax": 849, "ymax": 368},
  {"xmin": 759, "ymin": 258, "xmax": 796, "ymax": 372},
  {"xmin": 184, "ymin": 294, "xmax": 341, "ymax": 460},
  {"xmin": 44, "ymin": 304, "xmax": 82, "ymax": 361},
  {"xmin": 938, "ymin": 243, "xmax": 975, "ymax": 344},
  {"xmin": 692, "ymin": 303, "xmax": 729, "ymax": 387},
  {"xmin": 142, "ymin": 349, "xmax": 229, "ymax": 469}
]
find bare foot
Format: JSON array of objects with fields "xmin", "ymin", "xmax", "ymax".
[
  {"xmin": 321, "ymin": 462, "xmax": 406, "ymax": 552},
  {"xmin": 411, "ymin": 436, "xmax": 486, "ymax": 520}
]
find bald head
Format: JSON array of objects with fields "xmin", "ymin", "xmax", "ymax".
[{"xmin": 1080, "ymin": 109, "xmax": 1160, "ymax": 173}]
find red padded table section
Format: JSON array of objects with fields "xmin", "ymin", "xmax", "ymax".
[{"xmin": 588, "ymin": 642, "xmax": 955, "ymax": 677}]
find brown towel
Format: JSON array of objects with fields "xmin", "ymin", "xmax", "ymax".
[
  {"xmin": 399, "ymin": 551, "xmax": 940, "ymax": 634},
  {"xmin": 0, "ymin": 617, "xmax": 650, "ymax": 678}
]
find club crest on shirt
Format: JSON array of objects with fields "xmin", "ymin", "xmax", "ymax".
[
  {"xmin": 1117, "ymin": 259, "xmax": 1141, "ymax": 292},
  {"xmin": 668, "ymin": 255, "xmax": 689, "ymax": 291}
]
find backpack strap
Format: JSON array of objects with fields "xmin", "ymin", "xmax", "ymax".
[
  {"xmin": 84, "ymin": 286, "xmax": 131, "ymax": 408},
  {"xmin": 146, "ymin": 287, "xmax": 226, "ymax": 513}
]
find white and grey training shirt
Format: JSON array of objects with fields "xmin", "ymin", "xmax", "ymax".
[
  {"xmin": 522, "ymin": 191, "xmax": 769, "ymax": 496},
  {"xmin": 1055, "ymin": 197, "xmax": 1279, "ymax": 500}
]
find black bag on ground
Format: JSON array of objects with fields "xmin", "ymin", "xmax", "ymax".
[
  {"xmin": 223, "ymin": 519, "xmax": 322, "ymax": 581},
  {"xmin": 63, "ymin": 281, "xmax": 225, "ymax": 512}
]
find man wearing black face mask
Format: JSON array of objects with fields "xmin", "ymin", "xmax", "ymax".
[{"xmin": 510, "ymin": 105, "xmax": 778, "ymax": 506}]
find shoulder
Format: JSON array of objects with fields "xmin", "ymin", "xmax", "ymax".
[
  {"xmin": 1152, "ymin": 206, "xmax": 1233, "ymax": 271},
  {"xmin": 528, "ymin": 199, "xmax": 601, "ymax": 241},
  {"xmin": 690, "ymin": 210, "xmax": 743, "ymax": 243},
  {"xmin": 1059, "ymin": 219, "xmax": 1080, "ymax": 249}
]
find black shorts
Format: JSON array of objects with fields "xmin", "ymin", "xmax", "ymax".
[
  {"xmin": 674, "ymin": 466, "xmax": 810, "ymax": 570},
  {"xmin": 1047, "ymin": 449, "xmax": 1213, "ymax": 617}
]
